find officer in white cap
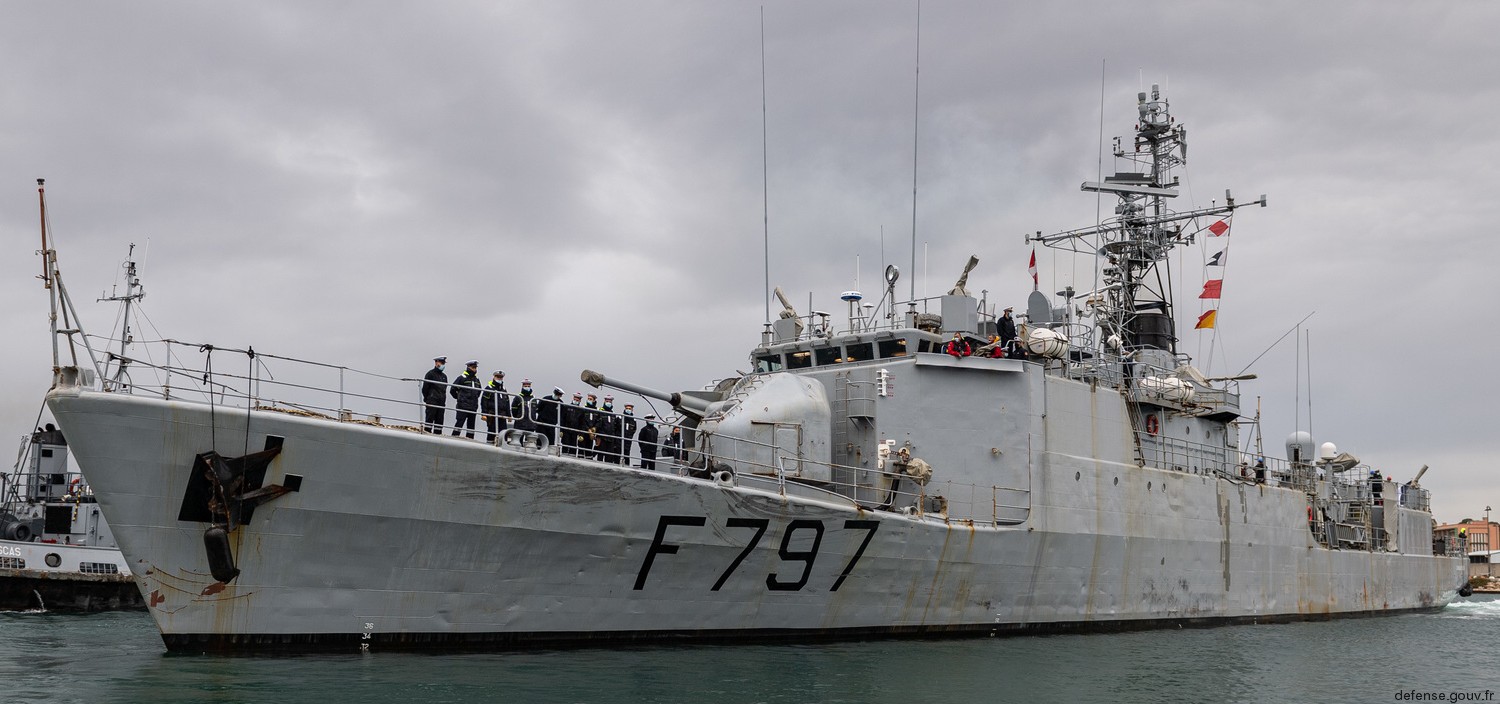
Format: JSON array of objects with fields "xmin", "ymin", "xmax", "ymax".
[
  {"xmin": 531, "ymin": 385, "xmax": 562, "ymax": 446},
  {"xmin": 561, "ymin": 392, "xmax": 584, "ymax": 456},
  {"xmin": 581, "ymin": 393, "xmax": 601, "ymax": 459},
  {"xmin": 620, "ymin": 403, "xmax": 638, "ymax": 467},
  {"xmin": 420, "ymin": 356, "xmax": 448, "ymax": 433},
  {"xmin": 450, "ymin": 360, "xmax": 483, "ymax": 439},
  {"xmin": 511, "ymin": 378, "xmax": 537, "ymax": 432},
  {"xmin": 480, "ymin": 370, "xmax": 508, "ymax": 444},
  {"xmin": 598, "ymin": 395, "xmax": 622, "ymax": 463},
  {"xmin": 637, "ymin": 413, "xmax": 660, "ymax": 470},
  {"xmin": 999, "ymin": 306, "xmax": 1018, "ymax": 348}
]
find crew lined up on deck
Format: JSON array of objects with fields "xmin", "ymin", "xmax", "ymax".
[{"xmin": 418, "ymin": 355, "xmax": 677, "ymax": 468}]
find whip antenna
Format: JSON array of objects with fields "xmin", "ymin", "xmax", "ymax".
[
  {"xmin": 908, "ymin": 0, "xmax": 921, "ymax": 303},
  {"xmin": 761, "ymin": 6, "xmax": 771, "ymax": 326}
]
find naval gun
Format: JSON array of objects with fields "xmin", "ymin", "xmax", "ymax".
[
  {"xmin": 581, "ymin": 368, "xmax": 833, "ymax": 482},
  {"xmin": 580, "ymin": 369, "xmax": 716, "ymax": 420},
  {"xmin": 581, "ymin": 369, "xmax": 722, "ymax": 472}
]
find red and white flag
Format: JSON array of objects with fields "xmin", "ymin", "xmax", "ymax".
[
  {"xmin": 1028, "ymin": 248, "xmax": 1038, "ymax": 290},
  {"xmin": 1208, "ymin": 219, "xmax": 1230, "ymax": 236}
]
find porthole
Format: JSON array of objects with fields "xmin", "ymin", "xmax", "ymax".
[
  {"xmin": 1075, "ymin": 472, "xmax": 1081, "ymax": 481},
  {"xmin": 1148, "ymin": 481, "xmax": 1153, "ymax": 491},
  {"xmin": 45, "ymin": 553, "xmax": 61, "ymax": 568},
  {"xmin": 1113, "ymin": 477, "xmax": 1119, "ymax": 486}
]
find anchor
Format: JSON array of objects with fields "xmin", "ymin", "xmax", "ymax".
[{"xmin": 177, "ymin": 435, "xmax": 299, "ymax": 583}]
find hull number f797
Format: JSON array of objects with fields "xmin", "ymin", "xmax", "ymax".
[{"xmin": 633, "ymin": 515, "xmax": 880, "ymax": 592}]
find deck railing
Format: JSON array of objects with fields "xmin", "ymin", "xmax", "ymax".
[{"xmin": 78, "ymin": 337, "xmax": 1031, "ymax": 526}]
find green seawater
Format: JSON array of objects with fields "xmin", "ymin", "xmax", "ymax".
[{"xmin": 3, "ymin": 597, "xmax": 1498, "ymax": 704}]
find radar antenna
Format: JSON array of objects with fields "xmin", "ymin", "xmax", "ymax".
[{"xmin": 1030, "ymin": 84, "xmax": 1266, "ymax": 359}]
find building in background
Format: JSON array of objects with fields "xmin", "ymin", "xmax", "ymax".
[{"xmin": 1435, "ymin": 513, "xmax": 1497, "ymax": 580}]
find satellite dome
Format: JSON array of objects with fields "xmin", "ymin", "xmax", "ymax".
[
  {"xmin": 1285, "ymin": 431, "xmax": 1315, "ymax": 464},
  {"xmin": 1319, "ymin": 442, "xmax": 1338, "ymax": 460}
]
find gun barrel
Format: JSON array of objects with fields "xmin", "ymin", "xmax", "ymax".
[{"xmin": 580, "ymin": 369, "xmax": 712, "ymax": 418}]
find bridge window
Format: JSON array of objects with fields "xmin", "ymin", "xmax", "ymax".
[
  {"xmin": 844, "ymin": 343, "xmax": 874, "ymax": 362},
  {"xmin": 786, "ymin": 350, "xmax": 812, "ymax": 370},
  {"xmin": 755, "ymin": 354, "xmax": 784, "ymax": 373},
  {"xmin": 815, "ymin": 347, "xmax": 840, "ymax": 366},
  {"xmin": 878, "ymin": 339, "xmax": 908, "ymax": 358}
]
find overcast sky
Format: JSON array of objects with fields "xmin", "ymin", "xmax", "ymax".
[{"xmin": 3, "ymin": 1, "xmax": 1497, "ymax": 522}]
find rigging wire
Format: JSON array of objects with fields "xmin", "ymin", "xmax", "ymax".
[
  {"xmin": 1089, "ymin": 59, "xmax": 1106, "ymax": 299},
  {"xmin": 1306, "ymin": 329, "xmax": 1314, "ymax": 443}
]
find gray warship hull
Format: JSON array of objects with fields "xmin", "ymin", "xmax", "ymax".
[
  {"xmin": 46, "ymin": 364, "xmax": 1464, "ymax": 652},
  {"xmin": 31, "ymin": 84, "xmax": 1467, "ymax": 651}
]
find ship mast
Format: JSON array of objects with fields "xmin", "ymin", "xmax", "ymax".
[
  {"xmin": 38, "ymin": 178, "xmax": 62, "ymax": 372},
  {"xmin": 36, "ymin": 179, "xmax": 106, "ymax": 388},
  {"xmin": 98, "ymin": 244, "xmax": 146, "ymax": 391},
  {"xmin": 1031, "ymin": 84, "xmax": 1264, "ymax": 362}
]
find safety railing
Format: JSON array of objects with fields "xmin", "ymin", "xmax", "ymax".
[
  {"xmin": 74, "ymin": 337, "xmax": 1032, "ymax": 525},
  {"xmin": 695, "ymin": 428, "xmax": 1030, "ymax": 525}
]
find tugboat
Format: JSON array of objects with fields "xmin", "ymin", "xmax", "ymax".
[
  {"xmin": 0, "ymin": 423, "xmax": 141, "ymax": 612},
  {"xmin": 39, "ymin": 87, "xmax": 1466, "ymax": 652}
]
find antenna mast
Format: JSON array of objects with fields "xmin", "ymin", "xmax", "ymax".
[
  {"xmin": 760, "ymin": 6, "xmax": 770, "ymax": 326},
  {"xmin": 1032, "ymin": 84, "xmax": 1265, "ymax": 361},
  {"xmin": 99, "ymin": 244, "xmax": 146, "ymax": 389},
  {"xmin": 908, "ymin": 0, "xmax": 921, "ymax": 304}
]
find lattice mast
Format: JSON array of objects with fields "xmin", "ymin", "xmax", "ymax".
[{"xmin": 1031, "ymin": 84, "xmax": 1263, "ymax": 359}]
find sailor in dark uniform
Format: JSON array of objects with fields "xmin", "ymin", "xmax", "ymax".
[
  {"xmin": 450, "ymin": 360, "xmax": 482, "ymax": 438},
  {"xmin": 480, "ymin": 370, "xmax": 508, "ymax": 444},
  {"xmin": 999, "ymin": 307, "xmax": 1018, "ymax": 347},
  {"xmin": 663, "ymin": 425, "xmax": 682, "ymax": 463},
  {"xmin": 597, "ymin": 395, "xmax": 623, "ymax": 463},
  {"xmin": 421, "ymin": 356, "xmax": 448, "ymax": 433},
  {"xmin": 561, "ymin": 392, "xmax": 583, "ymax": 456},
  {"xmin": 581, "ymin": 393, "xmax": 601, "ymax": 460},
  {"xmin": 620, "ymin": 403, "xmax": 638, "ymax": 466},
  {"xmin": 637, "ymin": 414, "xmax": 659, "ymax": 470},
  {"xmin": 535, "ymin": 387, "xmax": 564, "ymax": 446},
  {"xmin": 511, "ymin": 379, "xmax": 537, "ymax": 433}
]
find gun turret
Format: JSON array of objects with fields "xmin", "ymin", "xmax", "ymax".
[{"xmin": 580, "ymin": 370, "xmax": 714, "ymax": 420}]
